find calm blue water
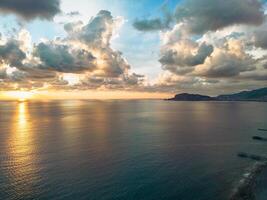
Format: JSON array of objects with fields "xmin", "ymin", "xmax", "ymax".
[{"xmin": 0, "ymin": 100, "xmax": 267, "ymax": 200}]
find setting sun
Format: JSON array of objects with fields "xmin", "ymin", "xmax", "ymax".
[{"xmin": 6, "ymin": 91, "xmax": 34, "ymax": 101}]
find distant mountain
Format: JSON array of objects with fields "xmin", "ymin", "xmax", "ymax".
[
  {"xmin": 167, "ymin": 87, "xmax": 267, "ymax": 102},
  {"xmin": 167, "ymin": 93, "xmax": 214, "ymax": 101},
  {"xmin": 216, "ymin": 87, "xmax": 267, "ymax": 101}
]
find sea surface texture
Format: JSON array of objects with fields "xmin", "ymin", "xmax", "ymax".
[{"xmin": 0, "ymin": 100, "xmax": 267, "ymax": 200}]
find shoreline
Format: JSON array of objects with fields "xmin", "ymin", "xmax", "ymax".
[{"xmin": 229, "ymin": 162, "xmax": 267, "ymax": 200}]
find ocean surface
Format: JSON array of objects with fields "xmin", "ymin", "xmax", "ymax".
[{"xmin": 0, "ymin": 100, "xmax": 267, "ymax": 200}]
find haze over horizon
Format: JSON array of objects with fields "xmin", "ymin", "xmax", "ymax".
[{"xmin": 0, "ymin": 0, "xmax": 267, "ymax": 100}]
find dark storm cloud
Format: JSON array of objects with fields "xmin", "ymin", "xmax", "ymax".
[
  {"xmin": 34, "ymin": 42, "xmax": 96, "ymax": 73},
  {"xmin": 174, "ymin": 0, "xmax": 264, "ymax": 34},
  {"xmin": 0, "ymin": 0, "xmax": 61, "ymax": 20}
]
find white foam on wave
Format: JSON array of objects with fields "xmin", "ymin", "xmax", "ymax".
[{"xmin": 229, "ymin": 162, "xmax": 267, "ymax": 200}]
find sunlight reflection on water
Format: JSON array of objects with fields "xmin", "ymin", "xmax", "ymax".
[
  {"xmin": 0, "ymin": 100, "xmax": 266, "ymax": 200},
  {"xmin": 6, "ymin": 102, "xmax": 40, "ymax": 199}
]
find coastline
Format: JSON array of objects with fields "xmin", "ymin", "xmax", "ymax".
[{"xmin": 229, "ymin": 162, "xmax": 267, "ymax": 200}]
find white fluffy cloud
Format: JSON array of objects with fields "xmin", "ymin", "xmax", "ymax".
[
  {"xmin": 148, "ymin": 0, "xmax": 267, "ymax": 94},
  {"xmin": 0, "ymin": 10, "xmax": 145, "ymax": 91}
]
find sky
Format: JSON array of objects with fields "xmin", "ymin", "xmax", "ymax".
[{"xmin": 0, "ymin": 0, "xmax": 267, "ymax": 99}]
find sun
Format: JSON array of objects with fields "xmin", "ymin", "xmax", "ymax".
[{"xmin": 7, "ymin": 91, "xmax": 34, "ymax": 101}]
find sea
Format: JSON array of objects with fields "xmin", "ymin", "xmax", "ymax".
[{"xmin": 0, "ymin": 100, "xmax": 267, "ymax": 200}]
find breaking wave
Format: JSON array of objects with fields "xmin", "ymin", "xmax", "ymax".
[{"xmin": 229, "ymin": 161, "xmax": 267, "ymax": 200}]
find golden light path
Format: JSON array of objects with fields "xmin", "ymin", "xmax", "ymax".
[{"xmin": 7, "ymin": 101, "xmax": 39, "ymax": 198}]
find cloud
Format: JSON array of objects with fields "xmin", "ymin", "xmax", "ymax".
[
  {"xmin": 133, "ymin": 2, "xmax": 172, "ymax": 32},
  {"xmin": 197, "ymin": 49, "xmax": 256, "ymax": 78},
  {"xmin": 253, "ymin": 31, "xmax": 267, "ymax": 49},
  {"xmin": 64, "ymin": 21, "xmax": 83, "ymax": 34},
  {"xmin": 154, "ymin": 18, "xmax": 267, "ymax": 94},
  {"xmin": 143, "ymin": 71, "xmax": 218, "ymax": 94},
  {"xmin": 132, "ymin": 0, "xmax": 267, "ymax": 93},
  {"xmin": 133, "ymin": 18, "xmax": 170, "ymax": 31},
  {"xmin": 0, "ymin": 67, "xmax": 7, "ymax": 79},
  {"xmin": 195, "ymin": 31, "xmax": 265, "ymax": 79},
  {"xmin": 148, "ymin": 69, "xmax": 267, "ymax": 96},
  {"xmin": 78, "ymin": 72, "xmax": 145, "ymax": 90},
  {"xmin": 158, "ymin": 24, "xmax": 214, "ymax": 75},
  {"xmin": 159, "ymin": 41, "xmax": 213, "ymax": 74},
  {"xmin": 174, "ymin": 0, "xmax": 264, "ymax": 34},
  {"xmin": 34, "ymin": 42, "xmax": 96, "ymax": 73},
  {"xmin": 0, "ymin": 10, "xmax": 146, "ymax": 91},
  {"xmin": 0, "ymin": 40, "xmax": 26, "ymax": 67},
  {"xmin": 73, "ymin": 10, "xmax": 114, "ymax": 47},
  {"xmin": 66, "ymin": 11, "xmax": 80, "ymax": 17},
  {"xmin": 1, "ymin": 4, "xmax": 266, "ymax": 94},
  {"xmin": 123, "ymin": 73, "xmax": 145, "ymax": 85},
  {"xmin": 133, "ymin": 0, "xmax": 264, "ymax": 34},
  {"xmin": 249, "ymin": 21, "xmax": 267, "ymax": 49},
  {"xmin": 19, "ymin": 67, "xmax": 57, "ymax": 79},
  {"xmin": 65, "ymin": 10, "xmax": 131, "ymax": 77},
  {"xmin": 240, "ymin": 70, "xmax": 267, "ymax": 81},
  {"xmin": 0, "ymin": 0, "xmax": 61, "ymax": 20}
]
